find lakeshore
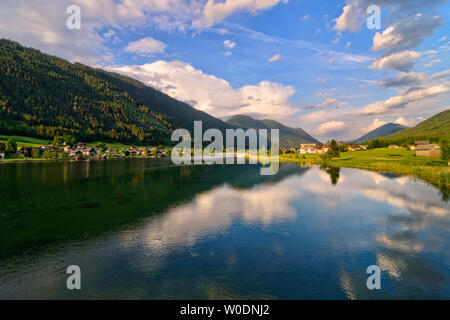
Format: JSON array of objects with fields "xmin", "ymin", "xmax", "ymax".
[
  {"xmin": 2, "ymin": 134, "xmax": 448, "ymax": 194},
  {"xmin": 0, "ymin": 134, "xmax": 171, "ymax": 162},
  {"xmin": 280, "ymin": 148, "xmax": 450, "ymax": 199}
]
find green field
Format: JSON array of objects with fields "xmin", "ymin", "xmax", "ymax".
[
  {"xmin": 0, "ymin": 135, "xmax": 50, "ymax": 147},
  {"xmin": 281, "ymin": 148, "xmax": 449, "ymax": 198},
  {"xmin": 0, "ymin": 134, "xmax": 155, "ymax": 150}
]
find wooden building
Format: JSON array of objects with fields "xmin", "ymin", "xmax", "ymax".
[{"xmin": 415, "ymin": 144, "xmax": 441, "ymax": 157}]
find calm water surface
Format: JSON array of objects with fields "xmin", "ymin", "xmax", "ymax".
[{"xmin": 0, "ymin": 159, "xmax": 449, "ymax": 299}]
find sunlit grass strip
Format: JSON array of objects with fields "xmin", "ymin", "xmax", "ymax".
[{"xmin": 280, "ymin": 149, "xmax": 450, "ymax": 191}]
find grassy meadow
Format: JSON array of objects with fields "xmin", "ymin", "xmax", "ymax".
[{"xmin": 0, "ymin": 135, "xmax": 50, "ymax": 147}]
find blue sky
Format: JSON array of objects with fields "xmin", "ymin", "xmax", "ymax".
[{"xmin": 1, "ymin": 0, "xmax": 449, "ymax": 141}]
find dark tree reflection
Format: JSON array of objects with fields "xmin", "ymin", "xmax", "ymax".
[{"xmin": 320, "ymin": 166, "xmax": 341, "ymax": 185}]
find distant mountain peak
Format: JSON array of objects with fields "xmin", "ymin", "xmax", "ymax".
[
  {"xmin": 225, "ymin": 115, "xmax": 319, "ymax": 148},
  {"xmin": 353, "ymin": 123, "xmax": 408, "ymax": 143}
]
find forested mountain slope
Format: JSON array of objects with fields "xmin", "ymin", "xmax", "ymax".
[{"xmin": 0, "ymin": 39, "xmax": 228, "ymax": 144}]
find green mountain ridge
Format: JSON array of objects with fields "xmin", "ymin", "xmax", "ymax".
[
  {"xmin": 226, "ymin": 115, "xmax": 320, "ymax": 148},
  {"xmin": 352, "ymin": 123, "xmax": 408, "ymax": 143},
  {"xmin": 383, "ymin": 109, "xmax": 450, "ymax": 143},
  {"xmin": 0, "ymin": 39, "xmax": 228, "ymax": 145}
]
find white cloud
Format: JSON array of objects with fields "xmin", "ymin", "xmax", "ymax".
[
  {"xmin": 318, "ymin": 121, "xmax": 346, "ymax": 134},
  {"xmin": 0, "ymin": 0, "xmax": 114, "ymax": 65},
  {"xmin": 334, "ymin": 0, "xmax": 447, "ymax": 32},
  {"xmin": 110, "ymin": 60, "xmax": 296, "ymax": 120},
  {"xmin": 370, "ymin": 51, "xmax": 422, "ymax": 72},
  {"xmin": 125, "ymin": 37, "xmax": 167, "ymax": 55},
  {"xmin": 367, "ymin": 118, "xmax": 387, "ymax": 131},
  {"xmin": 223, "ymin": 39, "xmax": 236, "ymax": 49},
  {"xmin": 425, "ymin": 59, "xmax": 442, "ymax": 68},
  {"xmin": 307, "ymin": 98, "xmax": 347, "ymax": 109},
  {"xmin": 394, "ymin": 117, "xmax": 414, "ymax": 127},
  {"xmin": 317, "ymin": 89, "xmax": 336, "ymax": 98},
  {"xmin": 382, "ymin": 72, "xmax": 427, "ymax": 87},
  {"xmin": 371, "ymin": 14, "xmax": 443, "ymax": 54},
  {"xmin": 319, "ymin": 98, "xmax": 346, "ymax": 108},
  {"xmin": 382, "ymin": 70, "xmax": 450, "ymax": 87},
  {"xmin": 0, "ymin": 0, "xmax": 286, "ymax": 65},
  {"xmin": 359, "ymin": 83, "xmax": 450, "ymax": 115},
  {"xmin": 196, "ymin": 0, "xmax": 288, "ymax": 28},
  {"xmin": 300, "ymin": 71, "xmax": 450, "ymax": 140},
  {"xmin": 223, "ymin": 40, "xmax": 236, "ymax": 56},
  {"xmin": 268, "ymin": 54, "xmax": 281, "ymax": 62},
  {"xmin": 430, "ymin": 69, "xmax": 450, "ymax": 80}
]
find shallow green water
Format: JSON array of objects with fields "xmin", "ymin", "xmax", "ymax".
[{"xmin": 0, "ymin": 159, "xmax": 449, "ymax": 299}]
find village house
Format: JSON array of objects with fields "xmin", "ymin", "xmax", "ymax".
[
  {"xmin": 83, "ymin": 147, "xmax": 98, "ymax": 157},
  {"xmin": 42, "ymin": 145, "xmax": 57, "ymax": 151},
  {"xmin": 388, "ymin": 145, "xmax": 401, "ymax": 149},
  {"xmin": 63, "ymin": 146, "xmax": 74, "ymax": 153},
  {"xmin": 69, "ymin": 149, "xmax": 83, "ymax": 158},
  {"xmin": 415, "ymin": 144, "xmax": 441, "ymax": 157},
  {"xmin": 300, "ymin": 144, "xmax": 316, "ymax": 151},
  {"xmin": 138, "ymin": 148, "xmax": 147, "ymax": 155},
  {"xmin": 315, "ymin": 145, "xmax": 329, "ymax": 154},
  {"xmin": 77, "ymin": 142, "xmax": 87, "ymax": 149},
  {"xmin": 348, "ymin": 145, "xmax": 362, "ymax": 151},
  {"xmin": 408, "ymin": 144, "xmax": 416, "ymax": 150},
  {"xmin": 300, "ymin": 144, "xmax": 317, "ymax": 154},
  {"xmin": 415, "ymin": 141, "xmax": 429, "ymax": 146}
]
